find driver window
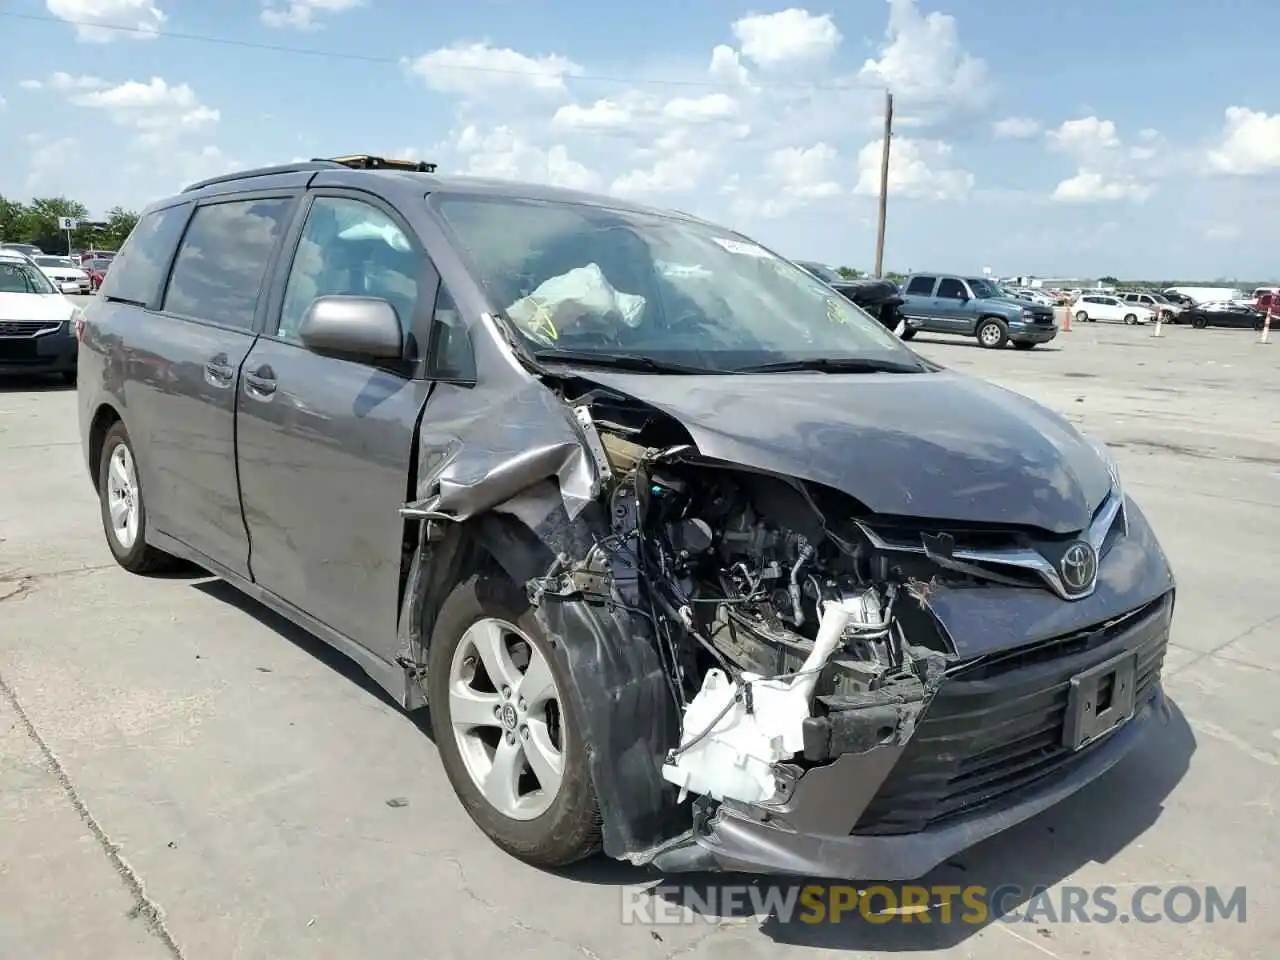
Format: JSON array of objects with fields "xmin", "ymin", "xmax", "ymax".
[
  {"xmin": 936, "ymin": 278, "xmax": 967, "ymax": 299},
  {"xmin": 276, "ymin": 196, "xmax": 420, "ymax": 341}
]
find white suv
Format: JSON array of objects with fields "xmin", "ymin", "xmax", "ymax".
[{"xmin": 1072, "ymin": 294, "xmax": 1154, "ymax": 325}]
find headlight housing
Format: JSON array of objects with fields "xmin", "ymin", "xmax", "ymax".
[{"xmin": 1020, "ymin": 307, "xmax": 1036, "ymax": 318}]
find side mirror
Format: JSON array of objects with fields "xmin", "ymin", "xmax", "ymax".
[{"xmin": 297, "ymin": 296, "xmax": 404, "ymax": 362}]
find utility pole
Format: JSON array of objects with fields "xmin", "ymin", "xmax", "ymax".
[{"xmin": 873, "ymin": 90, "xmax": 893, "ymax": 278}]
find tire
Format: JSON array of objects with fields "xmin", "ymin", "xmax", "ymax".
[
  {"xmin": 1123, "ymin": 313, "xmax": 1138, "ymax": 325},
  {"xmin": 97, "ymin": 421, "xmax": 178, "ymax": 573},
  {"xmin": 1013, "ymin": 341, "xmax": 1037, "ymax": 350},
  {"xmin": 899, "ymin": 327, "xmax": 917, "ymax": 341},
  {"xmin": 428, "ymin": 572, "xmax": 602, "ymax": 868},
  {"xmin": 1074, "ymin": 310, "xmax": 1089, "ymax": 324},
  {"xmin": 976, "ymin": 318, "xmax": 1008, "ymax": 349},
  {"xmin": 1192, "ymin": 315, "xmax": 1207, "ymax": 329}
]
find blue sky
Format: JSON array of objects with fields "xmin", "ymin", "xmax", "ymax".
[{"xmin": 2, "ymin": 0, "xmax": 1279, "ymax": 278}]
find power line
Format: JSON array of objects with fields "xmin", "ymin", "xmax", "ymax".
[{"xmin": 0, "ymin": 10, "xmax": 867, "ymax": 93}]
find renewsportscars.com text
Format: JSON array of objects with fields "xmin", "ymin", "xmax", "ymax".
[{"xmin": 621, "ymin": 883, "xmax": 1247, "ymax": 926}]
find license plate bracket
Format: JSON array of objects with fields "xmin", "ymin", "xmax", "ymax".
[{"xmin": 1063, "ymin": 650, "xmax": 1138, "ymax": 751}]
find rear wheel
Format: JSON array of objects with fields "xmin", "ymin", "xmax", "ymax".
[
  {"xmin": 428, "ymin": 572, "xmax": 602, "ymax": 868},
  {"xmin": 1074, "ymin": 310, "xmax": 1089, "ymax": 324},
  {"xmin": 1124, "ymin": 313, "xmax": 1138, "ymax": 325},
  {"xmin": 97, "ymin": 421, "xmax": 179, "ymax": 573},
  {"xmin": 1192, "ymin": 315, "xmax": 1208, "ymax": 329}
]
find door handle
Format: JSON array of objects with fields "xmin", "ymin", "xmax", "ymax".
[
  {"xmin": 204, "ymin": 354, "xmax": 234, "ymax": 388},
  {"xmin": 244, "ymin": 364, "xmax": 277, "ymax": 399}
]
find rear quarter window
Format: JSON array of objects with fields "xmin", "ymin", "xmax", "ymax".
[
  {"xmin": 98, "ymin": 203, "xmax": 190, "ymax": 305},
  {"xmin": 905, "ymin": 276, "xmax": 936, "ymax": 296}
]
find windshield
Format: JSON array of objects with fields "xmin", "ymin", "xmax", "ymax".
[
  {"xmin": 0, "ymin": 260, "xmax": 56, "ymax": 294},
  {"xmin": 87, "ymin": 259, "xmax": 112, "ymax": 271},
  {"xmin": 34, "ymin": 256, "xmax": 72, "ymax": 269},
  {"xmin": 968, "ymin": 279, "xmax": 1007, "ymax": 298},
  {"xmin": 431, "ymin": 195, "xmax": 920, "ymax": 373}
]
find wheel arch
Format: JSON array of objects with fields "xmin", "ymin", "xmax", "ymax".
[{"xmin": 87, "ymin": 402, "xmax": 124, "ymax": 492}]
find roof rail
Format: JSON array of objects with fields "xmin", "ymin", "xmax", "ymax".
[
  {"xmin": 181, "ymin": 160, "xmax": 345, "ymax": 193},
  {"xmin": 324, "ymin": 154, "xmax": 438, "ymax": 173}
]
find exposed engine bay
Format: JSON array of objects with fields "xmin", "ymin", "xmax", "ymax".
[{"xmin": 529, "ymin": 385, "xmax": 951, "ymax": 811}]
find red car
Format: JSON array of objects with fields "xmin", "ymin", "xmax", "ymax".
[
  {"xmin": 78, "ymin": 250, "xmax": 116, "ymax": 265},
  {"xmin": 83, "ymin": 258, "xmax": 112, "ymax": 291}
]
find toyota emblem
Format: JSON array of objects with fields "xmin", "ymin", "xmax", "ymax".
[{"xmin": 1059, "ymin": 541, "xmax": 1098, "ymax": 594}]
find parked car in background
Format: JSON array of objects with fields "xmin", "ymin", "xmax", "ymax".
[
  {"xmin": 0, "ymin": 249, "xmax": 82, "ymax": 383},
  {"xmin": 1, "ymin": 242, "xmax": 44, "ymax": 258},
  {"xmin": 32, "ymin": 255, "xmax": 93, "ymax": 295},
  {"xmin": 796, "ymin": 261, "xmax": 908, "ymax": 336},
  {"xmin": 898, "ymin": 273, "xmax": 1058, "ymax": 348},
  {"xmin": 83, "ymin": 258, "xmax": 112, "ymax": 291},
  {"xmin": 1121, "ymin": 291, "xmax": 1182, "ymax": 323},
  {"xmin": 1072, "ymin": 294, "xmax": 1154, "ymax": 325},
  {"xmin": 1253, "ymin": 291, "xmax": 1278, "ymax": 315},
  {"xmin": 1184, "ymin": 302, "xmax": 1266, "ymax": 330},
  {"xmin": 76, "ymin": 154, "xmax": 1173, "ymax": 882},
  {"xmin": 78, "ymin": 250, "xmax": 117, "ymax": 265}
]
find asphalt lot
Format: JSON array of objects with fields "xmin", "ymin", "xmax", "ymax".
[{"xmin": 2, "ymin": 307, "xmax": 1278, "ymax": 959}]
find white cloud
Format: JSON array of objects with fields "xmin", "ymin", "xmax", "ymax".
[
  {"xmin": 19, "ymin": 79, "xmax": 44, "ymax": 90},
  {"xmin": 404, "ymin": 43, "xmax": 583, "ymax": 97},
  {"xmin": 454, "ymin": 125, "xmax": 601, "ymax": 192},
  {"xmin": 49, "ymin": 72, "xmax": 108, "ymax": 91},
  {"xmin": 45, "ymin": 0, "xmax": 166, "ymax": 42},
  {"xmin": 662, "ymin": 93, "xmax": 739, "ymax": 124},
  {"xmin": 1205, "ymin": 223, "xmax": 1241, "ymax": 241},
  {"xmin": 730, "ymin": 9, "xmax": 841, "ymax": 68},
  {"xmin": 613, "ymin": 149, "xmax": 716, "ymax": 197},
  {"xmin": 1048, "ymin": 116, "xmax": 1120, "ymax": 161},
  {"xmin": 709, "ymin": 45, "xmax": 752, "ymax": 86},
  {"xmin": 859, "ymin": 0, "xmax": 990, "ymax": 111},
  {"xmin": 66, "ymin": 77, "xmax": 219, "ymax": 146},
  {"xmin": 552, "ymin": 97, "xmax": 639, "ymax": 131},
  {"xmin": 22, "ymin": 132, "xmax": 80, "ymax": 191},
  {"xmin": 260, "ymin": 0, "xmax": 365, "ymax": 29},
  {"xmin": 1051, "ymin": 171, "xmax": 1151, "ymax": 203},
  {"xmin": 993, "ymin": 116, "xmax": 1041, "ymax": 140},
  {"xmin": 1206, "ymin": 106, "xmax": 1280, "ymax": 176},
  {"xmin": 855, "ymin": 137, "xmax": 973, "ymax": 200}
]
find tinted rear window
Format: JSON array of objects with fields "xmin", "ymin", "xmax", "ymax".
[
  {"xmin": 905, "ymin": 276, "xmax": 935, "ymax": 295},
  {"xmin": 98, "ymin": 204, "xmax": 190, "ymax": 305},
  {"xmin": 162, "ymin": 198, "xmax": 293, "ymax": 329}
]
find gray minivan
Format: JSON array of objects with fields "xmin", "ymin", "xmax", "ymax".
[{"xmin": 78, "ymin": 156, "xmax": 1175, "ymax": 882}]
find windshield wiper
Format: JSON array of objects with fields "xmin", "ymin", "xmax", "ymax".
[
  {"xmin": 732, "ymin": 357, "xmax": 926, "ymax": 374},
  {"xmin": 532, "ymin": 350, "xmax": 722, "ymax": 374}
]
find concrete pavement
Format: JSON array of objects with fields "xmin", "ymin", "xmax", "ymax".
[{"xmin": 1, "ymin": 319, "xmax": 1277, "ymax": 959}]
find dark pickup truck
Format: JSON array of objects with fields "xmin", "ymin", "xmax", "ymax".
[{"xmin": 898, "ymin": 273, "xmax": 1058, "ymax": 349}]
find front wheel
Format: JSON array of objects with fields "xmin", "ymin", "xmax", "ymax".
[
  {"xmin": 976, "ymin": 318, "xmax": 1009, "ymax": 349},
  {"xmin": 428, "ymin": 572, "xmax": 602, "ymax": 868},
  {"xmin": 97, "ymin": 421, "xmax": 178, "ymax": 573},
  {"xmin": 1124, "ymin": 313, "xmax": 1138, "ymax": 325},
  {"xmin": 1074, "ymin": 310, "xmax": 1089, "ymax": 324},
  {"xmin": 1192, "ymin": 315, "xmax": 1208, "ymax": 329}
]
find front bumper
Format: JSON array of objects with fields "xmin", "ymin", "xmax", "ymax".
[
  {"xmin": 0, "ymin": 327, "xmax": 77, "ymax": 376},
  {"xmin": 650, "ymin": 584, "xmax": 1173, "ymax": 881},
  {"xmin": 1008, "ymin": 321, "xmax": 1058, "ymax": 343}
]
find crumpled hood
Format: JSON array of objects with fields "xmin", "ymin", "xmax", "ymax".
[{"xmin": 580, "ymin": 368, "xmax": 1112, "ymax": 534}]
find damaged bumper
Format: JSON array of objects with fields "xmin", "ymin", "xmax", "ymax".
[
  {"xmin": 648, "ymin": 586, "xmax": 1174, "ymax": 881},
  {"xmin": 652, "ymin": 685, "xmax": 1167, "ymax": 880}
]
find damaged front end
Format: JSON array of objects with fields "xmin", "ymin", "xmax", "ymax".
[{"xmin": 402, "ymin": 368, "xmax": 1175, "ymax": 881}]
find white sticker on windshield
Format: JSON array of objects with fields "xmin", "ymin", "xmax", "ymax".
[{"xmin": 712, "ymin": 237, "xmax": 772, "ymax": 258}]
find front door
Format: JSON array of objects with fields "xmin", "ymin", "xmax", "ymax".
[
  {"xmin": 932, "ymin": 277, "xmax": 974, "ymax": 334},
  {"xmin": 234, "ymin": 192, "xmax": 436, "ymax": 658}
]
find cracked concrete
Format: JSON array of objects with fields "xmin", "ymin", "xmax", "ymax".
[{"xmin": 1, "ymin": 320, "xmax": 1278, "ymax": 958}]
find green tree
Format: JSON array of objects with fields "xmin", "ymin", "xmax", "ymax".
[
  {"xmin": 837, "ymin": 265, "xmax": 862, "ymax": 279},
  {"xmin": 0, "ymin": 195, "xmax": 140, "ymax": 255},
  {"xmin": 100, "ymin": 206, "xmax": 140, "ymax": 249},
  {"xmin": 1099, "ymin": 275, "xmax": 1119, "ymax": 285}
]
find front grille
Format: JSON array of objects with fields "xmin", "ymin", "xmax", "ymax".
[
  {"xmin": 0, "ymin": 320, "xmax": 59, "ymax": 338},
  {"xmin": 852, "ymin": 592, "xmax": 1171, "ymax": 835}
]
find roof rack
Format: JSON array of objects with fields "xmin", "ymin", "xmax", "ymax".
[
  {"xmin": 181, "ymin": 154, "xmax": 438, "ymax": 194},
  {"xmin": 325, "ymin": 154, "xmax": 438, "ymax": 173}
]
